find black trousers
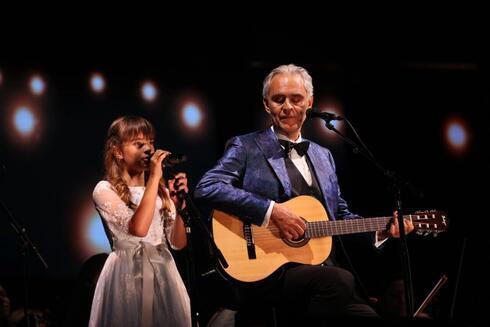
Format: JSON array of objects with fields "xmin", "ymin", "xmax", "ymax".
[
  {"xmin": 281, "ymin": 264, "xmax": 377, "ymax": 319},
  {"xmin": 235, "ymin": 264, "xmax": 378, "ymax": 325}
]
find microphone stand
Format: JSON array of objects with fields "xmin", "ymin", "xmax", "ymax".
[
  {"xmin": 176, "ymin": 194, "xmax": 199, "ymax": 327},
  {"xmin": 1, "ymin": 199, "xmax": 49, "ymax": 327},
  {"xmin": 169, "ymin": 170, "xmax": 228, "ymax": 327},
  {"xmin": 314, "ymin": 116, "xmax": 422, "ymax": 317}
]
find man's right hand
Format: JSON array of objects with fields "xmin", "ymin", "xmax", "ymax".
[{"xmin": 270, "ymin": 203, "xmax": 306, "ymax": 240}]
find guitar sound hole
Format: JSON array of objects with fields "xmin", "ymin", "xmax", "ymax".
[{"xmin": 283, "ymin": 235, "xmax": 309, "ymax": 247}]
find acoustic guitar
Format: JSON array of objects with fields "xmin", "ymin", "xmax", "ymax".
[{"xmin": 212, "ymin": 195, "xmax": 448, "ymax": 283}]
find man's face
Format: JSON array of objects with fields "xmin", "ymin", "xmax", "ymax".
[{"xmin": 264, "ymin": 73, "xmax": 313, "ymax": 139}]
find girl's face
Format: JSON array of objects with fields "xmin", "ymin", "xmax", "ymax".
[{"xmin": 118, "ymin": 133, "xmax": 154, "ymax": 174}]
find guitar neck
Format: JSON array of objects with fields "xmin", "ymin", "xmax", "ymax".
[{"xmin": 306, "ymin": 216, "xmax": 393, "ymax": 237}]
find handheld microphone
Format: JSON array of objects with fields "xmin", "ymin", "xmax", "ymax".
[
  {"xmin": 306, "ymin": 108, "xmax": 344, "ymax": 121},
  {"xmin": 145, "ymin": 151, "xmax": 188, "ymax": 167},
  {"xmin": 163, "ymin": 153, "xmax": 187, "ymax": 167}
]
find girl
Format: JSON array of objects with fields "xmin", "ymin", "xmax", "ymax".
[{"xmin": 89, "ymin": 116, "xmax": 191, "ymax": 326}]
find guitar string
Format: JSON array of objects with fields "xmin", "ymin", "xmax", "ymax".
[{"xmin": 248, "ymin": 217, "xmax": 442, "ymax": 239}]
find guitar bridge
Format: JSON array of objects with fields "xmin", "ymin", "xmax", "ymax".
[{"xmin": 243, "ymin": 224, "xmax": 256, "ymax": 259}]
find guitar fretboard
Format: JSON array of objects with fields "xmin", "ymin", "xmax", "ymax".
[{"xmin": 305, "ymin": 217, "xmax": 392, "ymax": 237}]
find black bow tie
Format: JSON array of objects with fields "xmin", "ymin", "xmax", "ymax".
[{"xmin": 279, "ymin": 140, "xmax": 310, "ymax": 157}]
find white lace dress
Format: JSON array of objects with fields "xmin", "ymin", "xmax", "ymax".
[{"xmin": 89, "ymin": 181, "xmax": 191, "ymax": 327}]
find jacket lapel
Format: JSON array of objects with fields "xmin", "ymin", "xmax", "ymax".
[
  {"xmin": 306, "ymin": 143, "xmax": 336, "ymax": 219},
  {"xmin": 254, "ymin": 128, "xmax": 292, "ymax": 199}
]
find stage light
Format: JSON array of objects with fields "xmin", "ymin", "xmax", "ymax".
[
  {"xmin": 444, "ymin": 117, "xmax": 470, "ymax": 155},
  {"xmin": 142, "ymin": 81, "xmax": 157, "ymax": 102},
  {"xmin": 5, "ymin": 100, "xmax": 43, "ymax": 147},
  {"xmin": 448, "ymin": 123, "xmax": 466, "ymax": 147},
  {"xmin": 329, "ymin": 119, "xmax": 341, "ymax": 129},
  {"xmin": 14, "ymin": 107, "xmax": 36, "ymax": 135},
  {"xmin": 310, "ymin": 102, "xmax": 345, "ymax": 143},
  {"xmin": 87, "ymin": 212, "xmax": 111, "ymax": 253},
  {"xmin": 90, "ymin": 73, "xmax": 105, "ymax": 93},
  {"xmin": 175, "ymin": 93, "xmax": 210, "ymax": 139},
  {"xmin": 29, "ymin": 75, "xmax": 45, "ymax": 95},
  {"xmin": 73, "ymin": 197, "xmax": 111, "ymax": 262},
  {"xmin": 182, "ymin": 103, "xmax": 202, "ymax": 128}
]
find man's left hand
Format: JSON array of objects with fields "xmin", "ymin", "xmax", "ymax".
[{"xmin": 387, "ymin": 211, "xmax": 414, "ymax": 238}]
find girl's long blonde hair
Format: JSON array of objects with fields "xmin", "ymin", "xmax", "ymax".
[{"xmin": 103, "ymin": 116, "xmax": 171, "ymax": 214}]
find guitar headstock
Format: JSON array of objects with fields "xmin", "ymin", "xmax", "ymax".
[{"xmin": 407, "ymin": 210, "xmax": 448, "ymax": 237}]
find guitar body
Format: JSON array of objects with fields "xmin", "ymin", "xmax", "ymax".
[
  {"xmin": 212, "ymin": 195, "xmax": 447, "ymax": 283},
  {"xmin": 212, "ymin": 196, "xmax": 332, "ymax": 283}
]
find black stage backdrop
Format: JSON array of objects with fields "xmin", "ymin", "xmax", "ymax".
[{"xmin": 0, "ymin": 22, "xmax": 487, "ymax": 326}]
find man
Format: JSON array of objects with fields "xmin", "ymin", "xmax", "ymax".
[{"xmin": 194, "ymin": 64, "xmax": 413, "ymax": 322}]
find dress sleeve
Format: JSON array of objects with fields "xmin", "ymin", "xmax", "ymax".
[{"xmin": 93, "ymin": 181, "xmax": 134, "ymax": 234}]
